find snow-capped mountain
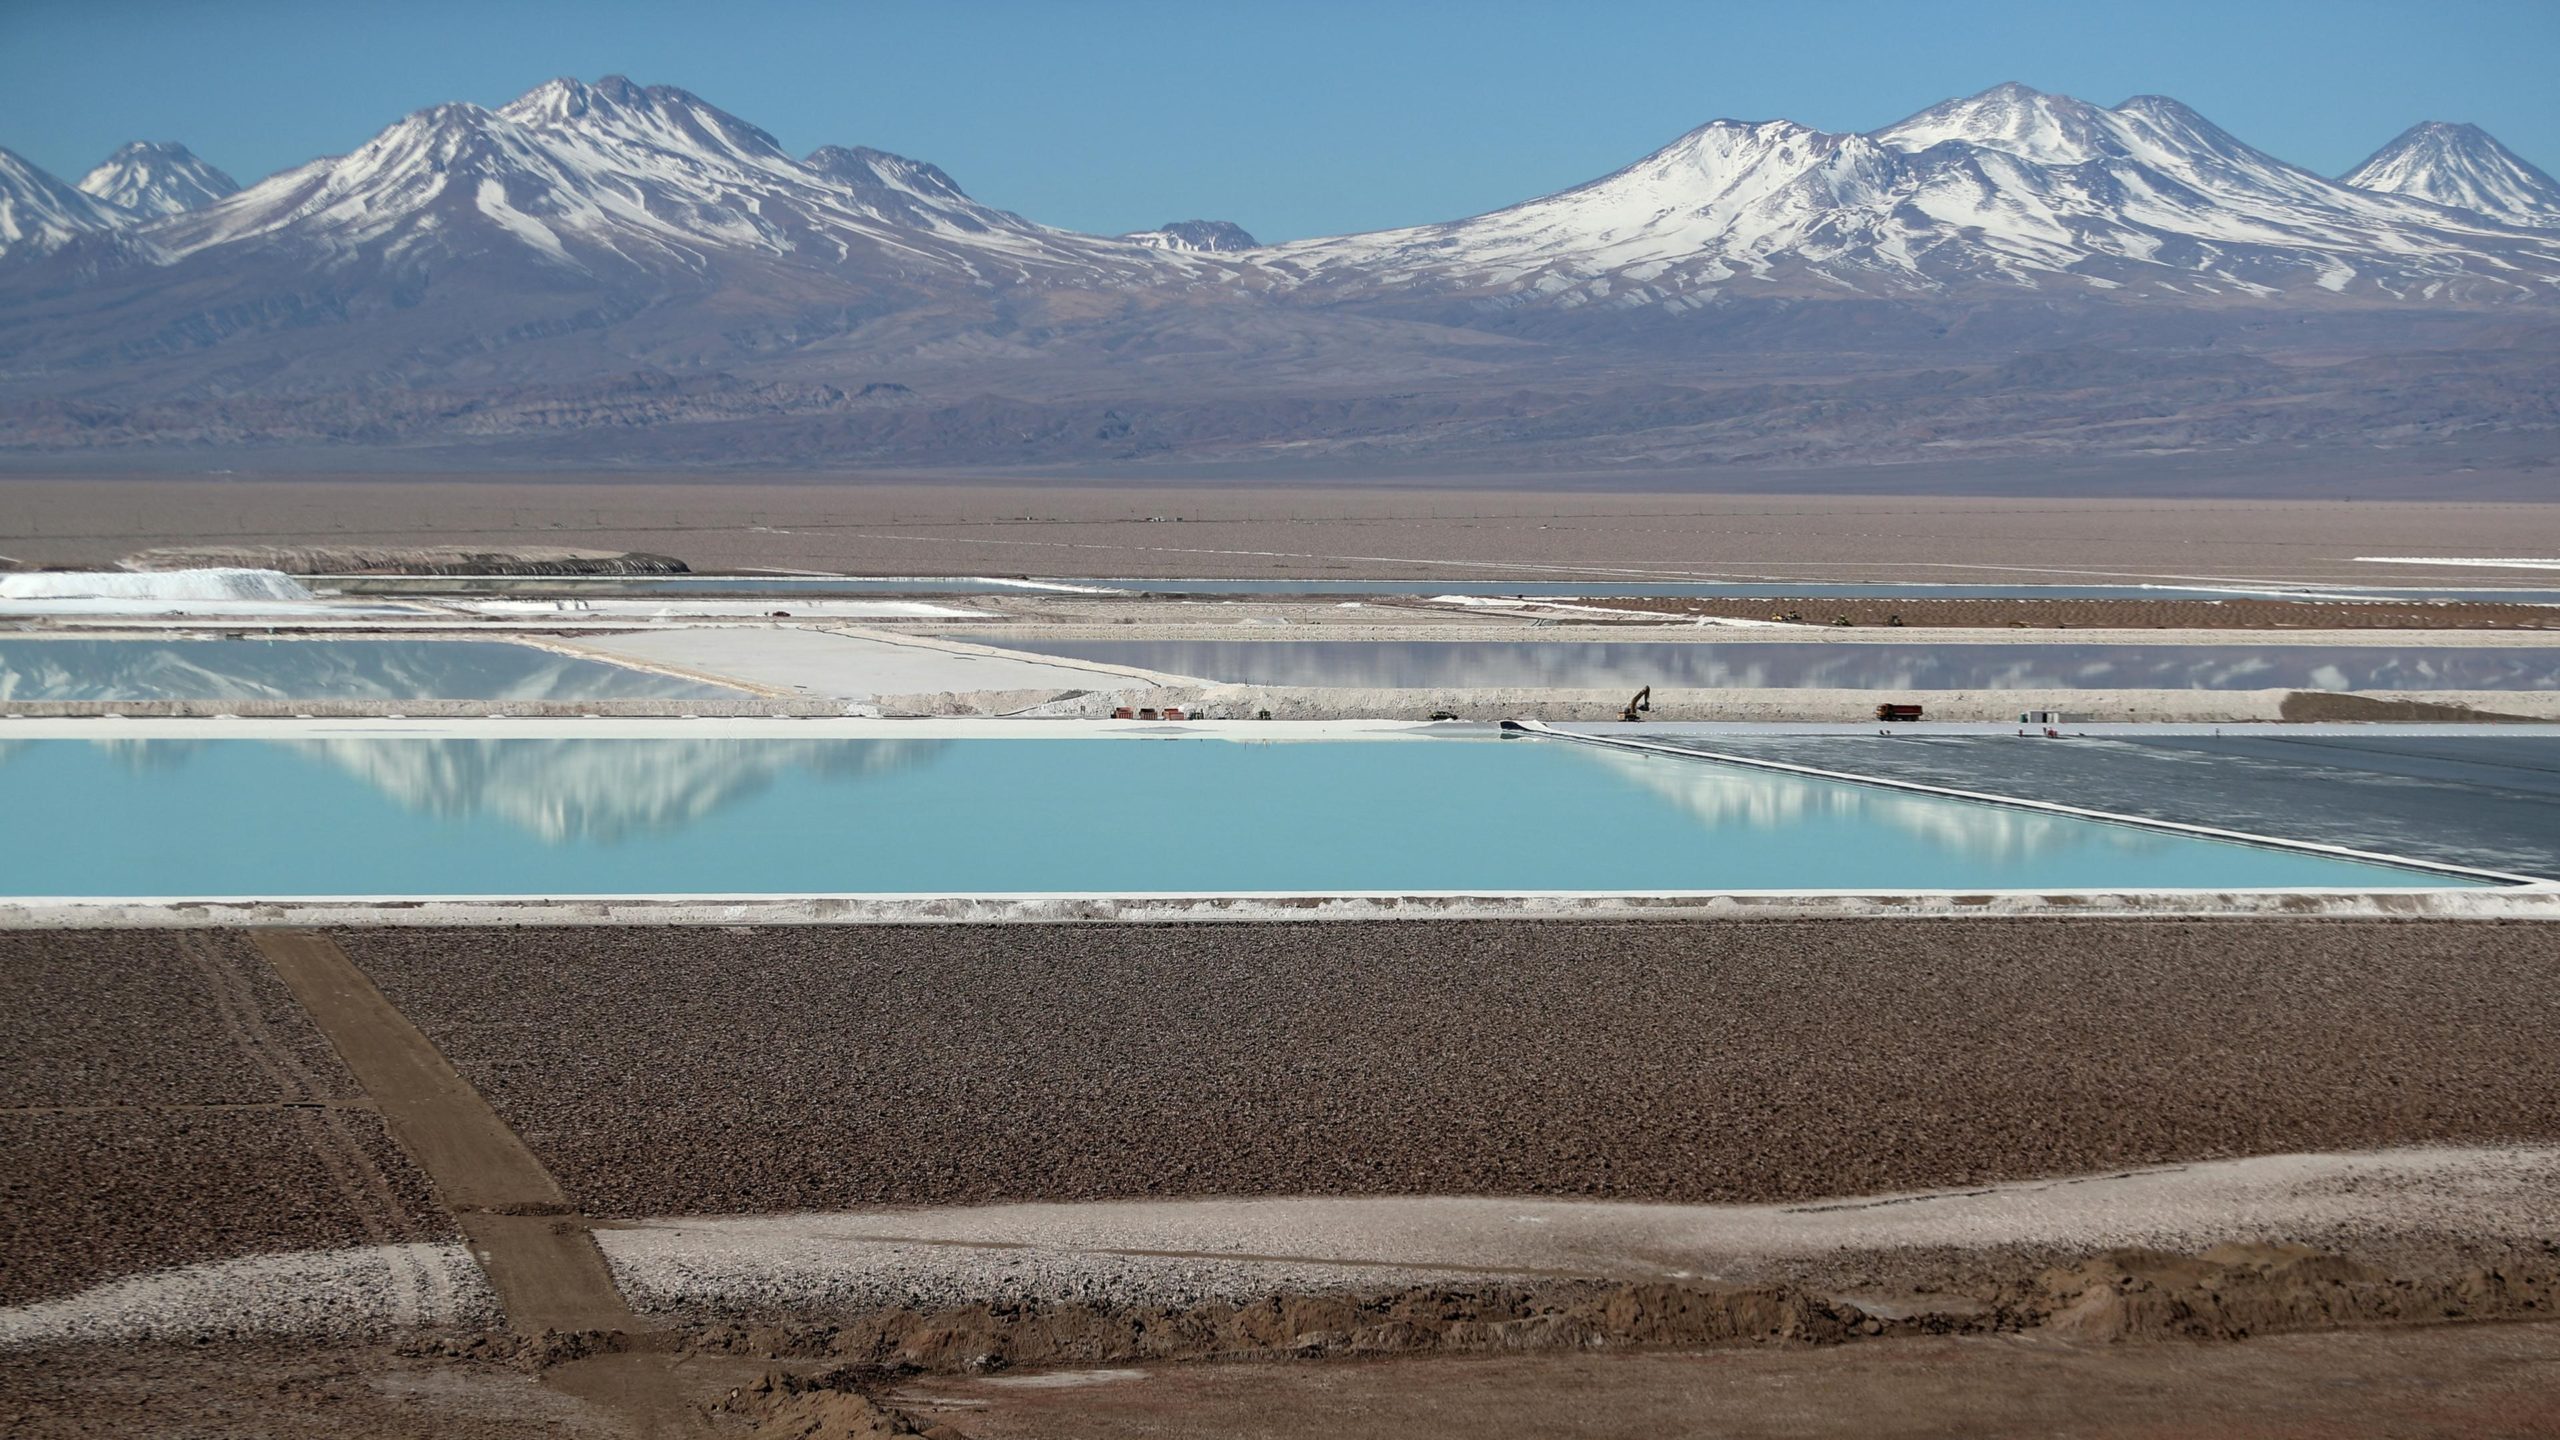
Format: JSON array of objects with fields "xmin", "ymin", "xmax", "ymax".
[
  {"xmin": 1124, "ymin": 219, "xmax": 1259, "ymax": 252},
  {"xmin": 76, "ymin": 141, "xmax": 238, "ymax": 217},
  {"xmin": 18, "ymin": 77, "xmax": 2560, "ymax": 303},
  {"xmin": 1269, "ymin": 83, "xmax": 2560, "ymax": 302},
  {"xmin": 0, "ymin": 146, "xmax": 131, "ymax": 258},
  {"xmin": 2342, "ymin": 121, "xmax": 2560, "ymax": 228},
  {"xmin": 3, "ymin": 77, "xmax": 2558, "ymax": 473},
  {"xmin": 138, "ymin": 76, "xmax": 1183, "ymax": 288}
]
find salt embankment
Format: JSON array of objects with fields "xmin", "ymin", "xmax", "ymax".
[{"xmin": 0, "ymin": 568, "xmax": 315, "ymax": 602}]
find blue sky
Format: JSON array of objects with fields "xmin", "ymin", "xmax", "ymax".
[{"xmin": 3, "ymin": 0, "xmax": 2554, "ymax": 242}]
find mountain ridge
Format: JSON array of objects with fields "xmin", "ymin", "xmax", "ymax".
[
  {"xmin": 2, "ymin": 78, "xmax": 2556, "ymax": 479},
  {"xmin": 0, "ymin": 146, "xmax": 134, "ymax": 257},
  {"xmin": 1269, "ymin": 82, "xmax": 2560, "ymax": 304}
]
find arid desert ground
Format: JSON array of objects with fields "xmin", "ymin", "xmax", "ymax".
[
  {"xmin": 5, "ymin": 475, "xmax": 2555, "ymax": 585},
  {"xmin": 6, "ymin": 920, "xmax": 2560, "ymax": 1437},
  {"xmin": 5, "ymin": 479, "xmax": 2559, "ymax": 1438}
]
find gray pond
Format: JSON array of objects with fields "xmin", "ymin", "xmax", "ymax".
[
  {"xmin": 325, "ymin": 575, "xmax": 2560, "ymax": 603},
  {"xmin": 976, "ymin": 640, "xmax": 2560, "ymax": 691}
]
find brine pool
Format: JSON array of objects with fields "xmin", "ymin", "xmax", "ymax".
[
  {"xmin": 0, "ymin": 732, "xmax": 2484, "ymax": 900},
  {"xmin": 973, "ymin": 640, "xmax": 2560, "ymax": 692},
  {"xmin": 321, "ymin": 576, "xmax": 2560, "ymax": 604},
  {"xmin": 0, "ymin": 638, "xmax": 739, "ymax": 702}
]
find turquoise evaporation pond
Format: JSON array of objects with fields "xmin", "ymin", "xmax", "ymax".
[{"xmin": 0, "ymin": 735, "xmax": 2476, "ymax": 899}]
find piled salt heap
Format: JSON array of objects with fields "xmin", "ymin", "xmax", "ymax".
[{"xmin": 0, "ymin": 568, "xmax": 315, "ymax": 601}]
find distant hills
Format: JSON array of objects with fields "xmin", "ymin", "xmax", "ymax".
[{"xmin": 1, "ymin": 78, "xmax": 2555, "ymax": 484}]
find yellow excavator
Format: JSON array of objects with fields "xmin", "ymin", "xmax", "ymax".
[{"xmin": 1621, "ymin": 686, "xmax": 1651, "ymax": 722}]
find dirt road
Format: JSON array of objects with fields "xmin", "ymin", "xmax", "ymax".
[{"xmin": 248, "ymin": 931, "xmax": 699, "ymax": 1435}]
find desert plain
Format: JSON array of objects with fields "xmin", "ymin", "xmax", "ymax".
[{"xmin": 4, "ymin": 480, "xmax": 2559, "ymax": 1438}]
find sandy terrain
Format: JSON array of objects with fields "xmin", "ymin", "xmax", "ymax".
[
  {"xmin": 908, "ymin": 1325, "xmax": 2560, "ymax": 1439},
  {"xmin": 4, "ymin": 478, "xmax": 2555, "ymax": 586},
  {"xmin": 581, "ymin": 1148, "xmax": 2560, "ymax": 1318},
  {"xmin": 9, "ymin": 1314, "xmax": 2557, "ymax": 1439},
  {"xmin": 23, "ymin": 1146, "xmax": 2551, "ymax": 1345}
]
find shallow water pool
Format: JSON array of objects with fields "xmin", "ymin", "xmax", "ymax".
[
  {"xmin": 322, "ymin": 576, "xmax": 2560, "ymax": 604},
  {"xmin": 0, "ymin": 735, "xmax": 2476, "ymax": 899},
  {"xmin": 0, "ymin": 639, "xmax": 740, "ymax": 702},
  {"xmin": 974, "ymin": 640, "xmax": 2560, "ymax": 692}
]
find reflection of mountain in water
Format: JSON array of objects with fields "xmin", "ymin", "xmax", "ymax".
[
  {"xmin": 290, "ymin": 738, "xmax": 948, "ymax": 843},
  {"xmin": 0, "ymin": 639, "xmax": 735, "ymax": 702},
  {"xmin": 1580, "ymin": 748, "xmax": 2171, "ymax": 865},
  {"xmin": 1004, "ymin": 641, "xmax": 2560, "ymax": 692}
]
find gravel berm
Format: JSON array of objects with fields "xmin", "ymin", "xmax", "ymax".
[{"xmin": 348, "ymin": 919, "xmax": 2560, "ymax": 1219}]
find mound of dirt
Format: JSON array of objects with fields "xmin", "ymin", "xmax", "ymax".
[
  {"xmin": 674, "ymin": 1244, "xmax": 2556, "ymax": 1378},
  {"xmin": 683, "ymin": 1284, "xmax": 1888, "ymax": 1373},
  {"xmin": 2027, "ymin": 1243, "xmax": 2559, "ymax": 1342},
  {"xmin": 723, "ymin": 1368, "xmax": 970, "ymax": 1439}
]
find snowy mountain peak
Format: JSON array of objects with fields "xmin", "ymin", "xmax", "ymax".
[
  {"xmin": 1876, "ymin": 85, "xmax": 2289, "ymax": 179},
  {"xmin": 0, "ymin": 145, "xmax": 132, "ymax": 258},
  {"xmin": 1884, "ymin": 81, "xmax": 2119, "ymax": 162},
  {"xmin": 76, "ymin": 141, "xmax": 238, "ymax": 216},
  {"xmin": 1876, "ymin": 82, "xmax": 2118, "ymax": 163},
  {"xmin": 1123, "ymin": 219, "xmax": 1259, "ymax": 252},
  {"xmin": 1275, "ymin": 84, "xmax": 2560, "ymax": 304},
  {"xmin": 499, "ymin": 74, "xmax": 646, "ymax": 122},
  {"xmin": 498, "ymin": 74, "xmax": 795, "ymax": 170},
  {"xmin": 2343, "ymin": 121, "xmax": 2560, "ymax": 227},
  {"xmin": 125, "ymin": 75, "xmax": 1172, "ymax": 287},
  {"xmin": 14, "ymin": 76, "xmax": 2559, "ymax": 325}
]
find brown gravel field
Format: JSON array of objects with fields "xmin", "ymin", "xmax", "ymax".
[
  {"xmin": 9, "ymin": 918, "xmax": 2560, "ymax": 1438},
  {"xmin": 0, "ymin": 932, "xmax": 447, "ymax": 1305},
  {"xmin": 3, "ymin": 477, "xmax": 2552, "ymax": 586},
  {"xmin": 349, "ymin": 919, "xmax": 2560, "ymax": 1221},
  {"xmin": 0, "ymin": 1108, "xmax": 439, "ymax": 1306},
  {"xmin": 0, "ymin": 932, "xmax": 350, "ymax": 1105}
]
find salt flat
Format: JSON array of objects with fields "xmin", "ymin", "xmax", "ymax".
[{"xmin": 555, "ymin": 626, "xmax": 1189, "ymax": 700}]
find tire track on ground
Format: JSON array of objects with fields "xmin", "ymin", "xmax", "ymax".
[
  {"xmin": 249, "ymin": 929, "xmax": 699, "ymax": 1436},
  {"xmin": 248, "ymin": 930, "xmax": 624, "ymax": 1328},
  {"xmin": 183, "ymin": 932, "xmax": 416, "ymax": 1247}
]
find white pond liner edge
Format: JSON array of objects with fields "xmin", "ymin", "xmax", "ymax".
[{"xmin": 6, "ymin": 888, "xmax": 2556, "ymax": 929}]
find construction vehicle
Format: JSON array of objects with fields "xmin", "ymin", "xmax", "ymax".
[
  {"xmin": 1875, "ymin": 703, "xmax": 1923, "ymax": 722},
  {"xmin": 1622, "ymin": 686, "xmax": 1652, "ymax": 722}
]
